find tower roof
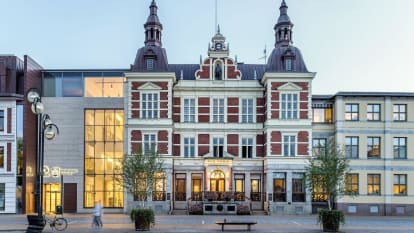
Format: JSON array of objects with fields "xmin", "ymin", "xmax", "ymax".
[{"xmin": 131, "ymin": 0, "xmax": 168, "ymax": 72}]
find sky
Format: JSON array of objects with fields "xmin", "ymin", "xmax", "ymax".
[{"xmin": 1, "ymin": 0, "xmax": 414, "ymax": 94}]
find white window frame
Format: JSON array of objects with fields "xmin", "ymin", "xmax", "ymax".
[
  {"xmin": 143, "ymin": 133, "xmax": 157, "ymax": 155},
  {"xmin": 146, "ymin": 58, "xmax": 154, "ymax": 71},
  {"xmin": 240, "ymin": 98, "xmax": 255, "ymax": 123},
  {"xmin": 140, "ymin": 92, "xmax": 159, "ymax": 119},
  {"xmin": 212, "ymin": 136, "xmax": 225, "ymax": 158},
  {"xmin": 183, "ymin": 135, "xmax": 196, "ymax": 158},
  {"xmin": 280, "ymin": 93, "xmax": 298, "ymax": 120},
  {"xmin": 240, "ymin": 137, "xmax": 254, "ymax": 158},
  {"xmin": 183, "ymin": 98, "xmax": 196, "ymax": 123},
  {"xmin": 285, "ymin": 58, "xmax": 292, "ymax": 71},
  {"xmin": 283, "ymin": 134, "xmax": 296, "ymax": 157},
  {"xmin": 211, "ymin": 98, "xmax": 225, "ymax": 123}
]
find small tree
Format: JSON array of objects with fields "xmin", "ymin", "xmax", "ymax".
[
  {"xmin": 118, "ymin": 150, "xmax": 164, "ymax": 208},
  {"xmin": 306, "ymin": 138, "xmax": 353, "ymax": 211}
]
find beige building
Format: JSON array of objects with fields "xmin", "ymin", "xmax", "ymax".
[{"xmin": 313, "ymin": 93, "xmax": 414, "ymax": 215}]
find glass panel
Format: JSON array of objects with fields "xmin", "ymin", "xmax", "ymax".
[
  {"xmin": 84, "ymin": 77, "xmax": 103, "ymax": 97},
  {"xmin": 103, "ymin": 77, "xmax": 124, "ymax": 97},
  {"xmin": 62, "ymin": 72, "xmax": 83, "ymax": 97}
]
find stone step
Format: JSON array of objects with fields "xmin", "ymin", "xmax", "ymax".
[
  {"xmin": 252, "ymin": 210, "xmax": 269, "ymax": 215},
  {"xmin": 171, "ymin": 210, "xmax": 188, "ymax": 215}
]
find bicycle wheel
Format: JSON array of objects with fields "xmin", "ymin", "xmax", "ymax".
[{"xmin": 54, "ymin": 217, "xmax": 68, "ymax": 231}]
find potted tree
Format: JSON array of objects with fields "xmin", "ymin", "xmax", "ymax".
[
  {"xmin": 305, "ymin": 138, "xmax": 356, "ymax": 232},
  {"xmin": 118, "ymin": 150, "xmax": 164, "ymax": 231}
]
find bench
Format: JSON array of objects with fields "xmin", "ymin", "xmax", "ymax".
[{"xmin": 215, "ymin": 220, "xmax": 257, "ymax": 231}]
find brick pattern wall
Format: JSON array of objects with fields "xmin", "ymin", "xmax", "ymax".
[
  {"xmin": 198, "ymin": 98, "xmax": 210, "ymax": 122},
  {"xmin": 227, "ymin": 98, "xmax": 239, "ymax": 123},
  {"xmin": 198, "ymin": 134, "xmax": 209, "ymax": 156},
  {"xmin": 271, "ymin": 131, "xmax": 282, "ymax": 155},
  {"xmin": 173, "ymin": 97, "xmax": 180, "ymax": 122},
  {"xmin": 173, "ymin": 134, "xmax": 180, "ymax": 156},
  {"xmin": 297, "ymin": 131, "xmax": 309, "ymax": 156}
]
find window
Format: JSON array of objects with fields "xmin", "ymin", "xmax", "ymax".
[
  {"xmin": 84, "ymin": 76, "xmax": 124, "ymax": 98},
  {"xmin": 0, "ymin": 110, "xmax": 4, "ymax": 132},
  {"xmin": 212, "ymin": 98, "xmax": 225, "ymax": 123},
  {"xmin": 292, "ymin": 173, "xmax": 305, "ymax": 202},
  {"xmin": 183, "ymin": 98, "xmax": 196, "ymax": 123},
  {"xmin": 175, "ymin": 174, "xmax": 186, "ymax": 201},
  {"xmin": 281, "ymin": 93, "xmax": 298, "ymax": 119},
  {"xmin": 153, "ymin": 172, "xmax": 166, "ymax": 201},
  {"xmin": 234, "ymin": 174, "xmax": 245, "ymax": 201},
  {"xmin": 143, "ymin": 134, "xmax": 157, "ymax": 155},
  {"xmin": 367, "ymin": 174, "xmax": 381, "ymax": 195},
  {"xmin": 283, "ymin": 135, "xmax": 296, "ymax": 156},
  {"xmin": 345, "ymin": 104, "xmax": 359, "ymax": 121},
  {"xmin": 312, "ymin": 138, "xmax": 326, "ymax": 156},
  {"xmin": 62, "ymin": 72, "xmax": 83, "ymax": 97},
  {"xmin": 345, "ymin": 136, "xmax": 359, "ymax": 158},
  {"xmin": 346, "ymin": 173, "xmax": 359, "ymax": 194},
  {"xmin": 191, "ymin": 174, "xmax": 202, "ymax": 201},
  {"xmin": 394, "ymin": 137, "xmax": 407, "ymax": 159},
  {"xmin": 273, "ymin": 173, "xmax": 286, "ymax": 202},
  {"xmin": 312, "ymin": 106, "xmax": 333, "ymax": 123},
  {"xmin": 241, "ymin": 138, "xmax": 253, "ymax": 158},
  {"xmin": 394, "ymin": 174, "xmax": 407, "ymax": 196},
  {"xmin": 134, "ymin": 172, "xmax": 147, "ymax": 201},
  {"xmin": 84, "ymin": 109, "xmax": 124, "ymax": 208},
  {"xmin": 367, "ymin": 104, "xmax": 381, "ymax": 121},
  {"xmin": 0, "ymin": 146, "xmax": 3, "ymax": 169},
  {"xmin": 183, "ymin": 137, "xmax": 195, "ymax": 158},
  {"xmin": 213, "ymin": 137, "xmax": 224, "ymax": 158},
  {"xmin": 146, "ymin": 58, "xmax": 154, "ymax": 71},
  {"xmin": 141, "ymin": 93, "xmax": 159, "ymax": 119},
  {"xmin": 285, "ymin": 58, "xmax": 292, "ymax": 71},
  {"xmin": 0, "ymin": 183, "xmax": 4, "ymax": 211},
  {"xmin": 367, "ymin": 137, "xmax": 380, "ymax": 159},
  {"xmin": 241, "ymin": 99, "xmax": 254, "ymax": 123},
  {"xmin": 250, "ymin": 178, "xmax": 261, "ymax": 201},
  {"xmin": 393, "ymin": 104, "xmax": 407, "ymax": 121}
]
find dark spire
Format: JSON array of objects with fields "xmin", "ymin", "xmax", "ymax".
[
  {"xmin": 274, "ymin": 0, "xmax": 293, "ymax": 47},
  {"xmin": 131, "ymin": 0, "xmax": 168, "ymax": 72},
  {"xmin": 144, "ymin": 0, "xmax": 163, "ymax": 47}
]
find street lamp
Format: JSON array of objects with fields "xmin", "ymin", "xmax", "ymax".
[{"xmin": 26, "ymin": 88, "xmax": 59, "ymax": 218}]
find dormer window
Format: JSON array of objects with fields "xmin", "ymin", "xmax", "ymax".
[
  {"xmin": 285, "ymin": 58, "xmax": 292, "ymax": 71},
  {"xmin": 146, "ymin": 58, "xmax": 154, "ymax": 71}
]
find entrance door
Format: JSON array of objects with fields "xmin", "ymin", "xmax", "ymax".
[
  {"xmin": 64, "ymin": 183, "xmax": 77, "ymax": 213},
  {"xmin": 210, "ymin": 179, "xmax": 225, "ymax": 192},
  {"xmin": 210, "ymin": 170, "xmax": 225, "ymax": 192}
]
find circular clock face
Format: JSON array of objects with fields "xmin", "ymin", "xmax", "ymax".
[{"xmin": 215, "ymin": 43, "xmax": 222, "ymax": 50}]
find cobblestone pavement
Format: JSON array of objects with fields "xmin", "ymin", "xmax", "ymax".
[{"xmin": 1, "ymin": 213, "xmax": 414, "ymax": 233}]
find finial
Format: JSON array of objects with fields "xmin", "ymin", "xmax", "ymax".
[
  {"xmin": 235, "ymin": 55, "xmax": 238, "ymax": 64},
  {"xmin": 180, "ymin": 70, "xmax": 183, "ymax": 80},
  {"xmin": 200, "ymin": 55, "xmax": 202, "ymax": 65},
  {"xmin": 217, "ymin": 24, "xmax": 221, "ymax": 34},
  {"xmin": 254, "ymin": 70, "xmax": 257, "ymax": 80}
]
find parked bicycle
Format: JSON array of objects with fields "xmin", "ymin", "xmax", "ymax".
[{"xmin": 43, "ymin": 214, "xmax": 68, "ymax": 231}]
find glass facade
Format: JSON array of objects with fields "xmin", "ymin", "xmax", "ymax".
[
  {"xmin": 43, "ymin": 71, "xmax": 124, "ymax": 97},
  {"xmin": 84, "ymin": 109, "xmax": 124, "ymax": 208}
]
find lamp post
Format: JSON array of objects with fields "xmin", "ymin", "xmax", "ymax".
[{"xmin": 26, "ymin": 88, "xmax": 59, "ymax": 218}]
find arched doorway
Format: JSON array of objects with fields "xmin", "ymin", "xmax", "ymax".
[{"xmin": 210, "ymin": 170, "xmax": 225, "ymax": 192}]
